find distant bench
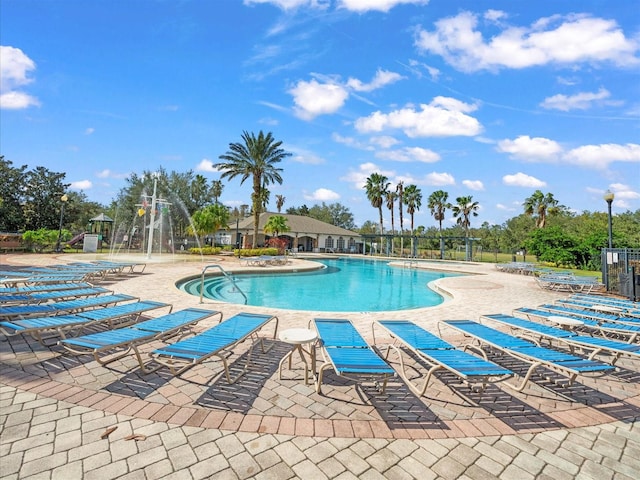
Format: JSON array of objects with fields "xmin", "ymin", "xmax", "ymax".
[{"xmin": 0, "ymin": 237, "xmax": 26, "ymax": 253}]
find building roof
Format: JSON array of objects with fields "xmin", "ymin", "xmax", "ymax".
[{"xmin": 237, "ymin": 212, "xmax": 360, "ymax": 237}]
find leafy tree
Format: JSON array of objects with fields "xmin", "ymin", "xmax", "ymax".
[
  {"xmin": 358, "ymin": 220, "xmax": 379, "ymax": 235},
  {"xmin": 364, "ymin": 173, "xmax": 390, "ymax": 240},
  {"xmin": 307, "ymin": 202, "xmax": 356, "ymax": 230},
  {"xmin": 215, "ymin": 131, "xmax": 290, "ymax": 248},
  {"xmin": 524, "ymin": 226, "xmax": 577, "ymax": 267},
  {"xmin": 0, "ymin": 156, "xmax": 27, "ymax": 231},
  {"xmin": 64, "ymin": 191, "xmax": 105, "ymax": 234},
  {"xmin": 187, "ymin": 204, "xmax": 230, "ymax": 240},
  {"xmin": 276, "ymin": 194, "xmax": 286, "ymax": 212},
  {"xmin": 523, "ymin": 190, "xmax": 560, "ymax": 228},
  {"xmin": 264, "ymin": 215, "xmax": 290, "ymax": 237},
  {"xmin": 22, "ymin": 167, "xmax": 69, "ymax": 231},
  {"xmin": 452, "ymin": 195, "xmax": 479, "ymax": 237},
  {"xmin": 286, "ymin": 204, "xmax": 310, "ymax": 216}
]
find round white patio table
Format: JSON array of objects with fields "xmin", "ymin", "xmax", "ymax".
[{"xmin": 278, "ymin": 328, "xmax": 318, "ymax": 385}]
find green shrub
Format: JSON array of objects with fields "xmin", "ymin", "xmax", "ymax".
[
  {"xmin": 22, "ymin": 228, "xmax": 70, "ymax": 253},
  {"xmin": 189, "ymin": 246, "xmax": 222, "ymax": 255}
]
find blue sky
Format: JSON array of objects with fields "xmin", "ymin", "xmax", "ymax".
[{"xmin": 2, "ymin": 0, "xmax": 639, "ymax": 230}]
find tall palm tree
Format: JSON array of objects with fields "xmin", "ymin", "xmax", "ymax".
[
  {"xmin": 275, "ymin": 194, "xmax": 286, "ymax": 213},
  {"xmin": 385, "ymin": 191, "xmax": 397, "ymax": 236},
  {"xmin": 364, "ymin": 173, "xmax": 390, "ymax": 250},
  {"xmin": 452, "ymin": 195, "xmax": 479, "ymax": 260},
  {"xmin": 523, "ymin": 190, "xmax": 559, "ymax": 228},
  {"xmin": 403, "ymin": 184, "xmax": 422, "ymax": 257},
  {"xmin": 403, "ymin": 185, "xmax": 422, "ymax": 233},
  {"xmin": 452, "ymin": 195, "xmax": 479, "ymax": 237},
  {"xmin": 210, "ymin": 179, "xmax": 224, "ymax": 204},
  {"xmin": 396, "ymin": 181, "xmax": 404, "ymax": 253},
  {"xmin": 428, "ymin": 190, "xmax": 450, "ymax": 259},
  {"xmin": 190, "ymin": 174, "xmax": 210, "ymax": 210},
  {"xmin": 214, "ymin": 131, "xmax": 290, "ymax": 248}
]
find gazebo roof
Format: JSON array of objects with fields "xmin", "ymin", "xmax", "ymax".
[{"xmin": 89, "ymin": 213, "xmax": 114, "ymax": 223}]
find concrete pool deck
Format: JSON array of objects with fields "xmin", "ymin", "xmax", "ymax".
[{"xmin": 1, "ymin": 253, "xmax": 638, "ymax": 479}]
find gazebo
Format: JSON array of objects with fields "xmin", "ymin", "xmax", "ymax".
[{"xmin": 88, "ymin": 213, "xmax": 114, "ymax": 245}]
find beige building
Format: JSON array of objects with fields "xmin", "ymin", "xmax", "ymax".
[{"xmin": 222, "ymin": 212, "xmax": 361, "ymax": 253}]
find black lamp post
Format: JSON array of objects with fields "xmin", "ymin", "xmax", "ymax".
[
  {"xmin": 55, "ymin": 193, "xmax": 69, "ymax": 253},
  {"xmin": 235, "ymin": 217, "xmax": 240, "ymax": 249},
  {"xmin": 603, "ymin": 190, "xmax": 614, "ymax": 249}
]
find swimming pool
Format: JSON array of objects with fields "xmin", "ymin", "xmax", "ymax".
[{"xmin": 179, "ymin": 257, "xmax": 459, "ymax": 312}]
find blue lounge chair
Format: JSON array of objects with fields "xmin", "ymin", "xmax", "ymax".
[
  {"xmin": 0, "ymin": 294, "xmax": 138, "ymax": 321},
  {"xmin": 313, "ymin": 318, "xmax": 395, "ymax": 394},
  {"xmin": 59, "ymin": 308, "xmax": 221, "ymax": 368},
  {"xmin": 442, "ymin": 320, "xmax": 613, "ymax": 392},
  {"xmin": 90, "ymin": 260, "xmax": 146, "ymax": 274},
  {"xmin": 0, "ymin": 282, "xmax": 94, "ymax": 295},
  {"xmin": 516, "ymin": 307, "xmax": 640, "ymax": 344},
  {"xmin": 0, "ymin": 287, "xmax": 112, "ymax": 305},
  {"xmin": 536, "ymin": 303, "xmax": 636, "ymax": 325},
  {"xmin": 556, "ymin": 298, "xmax": 640, "ymax": 319},
  {"xmin": 148, "ymin": 312, "xmax": 279, "ymax": 382},
  {"xmin": 374, "ymin": 320, "xmax": 512, "ymax": 396},
  {"xmin": 482, "ymin": 314, "xmax": 640, "ymax": 365},
  {"xmin": 0, "ymin": 300, "xmax": 170, "ymax": 345}
]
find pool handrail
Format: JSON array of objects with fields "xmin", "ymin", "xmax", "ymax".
[{"xmin": 199, "ymin": 264, "xmax": 247, "ymax": 305}]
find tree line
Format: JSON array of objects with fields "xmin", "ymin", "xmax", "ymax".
[{"xmin": 2, "ymin": 129, "xmax": 638, "ymax": 269}]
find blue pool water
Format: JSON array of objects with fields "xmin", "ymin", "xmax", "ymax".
[{"xmin": 179, "ymin": 257, "xmax": 459, "ymax": 312}]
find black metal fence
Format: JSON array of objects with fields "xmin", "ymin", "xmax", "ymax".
[{"xmin": 601, "ymin": 248, "xmax": 640, "ymax": 301}]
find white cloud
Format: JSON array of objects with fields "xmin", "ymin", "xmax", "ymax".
[
  {"xmin": 563, "ymin": 143, "xmax": 640, "ymax": 169},
  {"xmin": 462, "ymin": 179, "xmax": 484, "ymax": 191},
  {"xmin": 304, "ymin": 188, "xmax": 340, "ymax": 201},
  {"xmin": 484, "ymin": 9, "xmax": 507, "ymax": 23},
  {"xmin": 496, "ymin": 203, "xmax": 517, "ymax": 211},
  {"xmin": 290, "ymin": 70, "xmax": 403, "ymax": 120},
  {"xmin": 540, "ymin": 88, "xmax": 613, "ymax": 111},
  {"xmin": 375, "ymin": 146, "xmax": 440, "ymax": 163},
  {"xmin": 332, "ymin": 133, "xmax": 373, "ymax": 150},
  {"xmin": 354, "ymin": 97, "xmax": 482, "ymax": 137},
  {"xmin": 289, "ymin": 79, "xmax": 349, "ymax": 120},
  {"xmin": 338, "ymin": 0, "xmax": 428, "ymax": 13},
  {"xmin": 502, "ymin": 172, "xmax": 546, "ymax": 188},
  {"xmin": 0, "ymin": 46, "xmax": 39, "ymax": 109},
  {"xmin": 85, "ymin": 128, "xmax": 95, "ymax": 135},
  {"xmin": 608, "ymin": 183, "xmax": 640, "ymax": 201},
  {"xmin": 289, "ymin": 146, "xmax": 326, "ymax": 165},
  {"xmin": 346, "ymin": 69, "xmax": 404, "ymax": 92},
  {"xmin": 195, "ymin": 159, "xmax": 219, "ymax": 172},
  {"xmin": 421, "ymin": 172, "xmax": 455, "ymax": 186},
  {"xmin": 96, "ymin": 169, "xmax": 128, "ymax": 179},
  {"xmin": 369, "ymin": 136, "xmax": 400, "ymax": 149},
  {"xmin": 71, "ymin": 180, "xmax": 92, "ymax": 190},
  {"xmin": 244, "ymin": 0, "xmax": 328, "ymax": 10},
  {"xmin": 341, "ymin": 162, "xmax": 395, "ymax": 188},
  {"xmin": 497, "ymin": 135, "xmax": 563, "ymax": 162},
  {"xmin": 415, "ymin": 12, "xmax": 639, "ymax": 72}
]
